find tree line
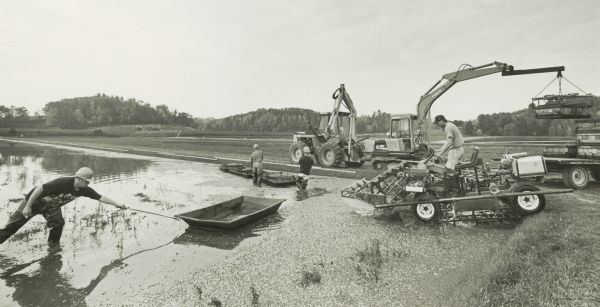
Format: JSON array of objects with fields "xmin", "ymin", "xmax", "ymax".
[
  {"xmin": 2, "ymin": 94, "xmax": 598, "ymax": 135},
  {"xmin": 43, "ymin": 94, "xmax": 194, "ymax": 128},
  {"xmin": 204, "ymin": 108, "xmax": 394, "ymax": 133},
  {"xmin": 0, "ymin": 94, "xmax": 195, "ymax": 128}
]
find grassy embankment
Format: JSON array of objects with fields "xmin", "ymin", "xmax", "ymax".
[{"xmin": 446, "ymin": 190, "xmax": 600, "ymax": 306}]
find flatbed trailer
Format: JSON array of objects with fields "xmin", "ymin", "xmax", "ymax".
[{"xmin": 543, "ymin": 157, "xmax": 600, "ymax": 189}]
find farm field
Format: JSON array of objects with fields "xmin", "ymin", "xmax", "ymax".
[{"xmin": 21, "ymin": 134, "xmax": 571, "ymax": 164}]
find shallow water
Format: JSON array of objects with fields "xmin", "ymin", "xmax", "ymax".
[{"xmin": 0, "ymin": 142, "xmax": 296, "ymax": 307}]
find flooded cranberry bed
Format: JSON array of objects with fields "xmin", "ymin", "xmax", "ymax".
[{"xmin": 0, "ymin": 142, "xmax": 297, "ymax": 307}]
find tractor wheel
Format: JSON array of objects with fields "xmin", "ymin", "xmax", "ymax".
[
  {"xmin": 591, "ymin": 169, "xmax": 600, "ymax": 181},
  {"xmin": 411, "ymin": 194, "xmax": 440, "ymax": 223},
  {"xmin": 318, "ymin": 141, "xmax": 344, "ymax": 168},
  {"xmin": 562, "ymin": 166, "xmax": 589, "ymax": 189},
  {"xmin": 288, "ymin": 142, "xmax": 307, "ymax": 164},
  {"xmin": 510, "ymin": 183, "xmax": 546, "ymax": 215}
]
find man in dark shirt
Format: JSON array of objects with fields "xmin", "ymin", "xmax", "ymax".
[
  {"xmin": 296, "ymin": 147, "xmax": 314, "ymax": 190},
  {"xmin": 1, "ymin": 167, "xmax": 127, "ymax": 244}
]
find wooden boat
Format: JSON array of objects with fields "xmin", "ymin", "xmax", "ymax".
[
  {"xmin": 175, "ymin": 196, "xmax": 286, "ymax": 229},
  {"xmin": 219, "ymin": 163, "xmax": 297, "ymax": 186}
]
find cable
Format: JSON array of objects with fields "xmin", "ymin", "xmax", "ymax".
[
  {"xmin": 533, "ymin": 76, "xmax": 558, "ymax": 98},
  {"xmin": 562, "ymin": 76, "xmax": 589, "ymax": 95}
]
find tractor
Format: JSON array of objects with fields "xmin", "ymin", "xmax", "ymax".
[{"xmin": 288, "ymin": 84, "xmax": 365, "ymax": 168}]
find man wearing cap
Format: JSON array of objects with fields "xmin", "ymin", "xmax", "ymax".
[
  {"xmin": 433, "ymin": 115, "xmax": 464, "ymax": 170},
  {"xmin": 296, "ymin": 146, "xmax": 314, "ymax": 190},
  {"xmin": 0, "ymin": 167, "xmax": 127, "ymax": 245},
  {"xmin": 250, "ymin": 144, "xmax": 264, "ymax": 187}
]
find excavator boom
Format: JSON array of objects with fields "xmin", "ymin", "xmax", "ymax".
[{"xmin": 415, "ymin": 61, "xmax": 564, "ymax": 145}]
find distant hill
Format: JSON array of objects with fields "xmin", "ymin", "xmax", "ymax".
[
  {"xmin": 42, "ymin": 94, "xmax": 195, "ymax": 128},
  {"xmin": 203, "ymin": 108, "xmax": 393, "ymax": 133},
  {"xmin": 202, "ymin": 95, "xmax": 600, "ymax": 136}
]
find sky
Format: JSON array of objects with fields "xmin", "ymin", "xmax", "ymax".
[{"xmin": 1, "ymin": 0, "xmax": 599, "ymax": 120}]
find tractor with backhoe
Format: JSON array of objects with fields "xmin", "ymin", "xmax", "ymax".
[{"xmin": 288, "ymin": 84, "xmax": 366, "ymax": 168}]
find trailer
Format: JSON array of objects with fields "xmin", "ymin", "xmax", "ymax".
[{"xmin": 540, "ymin": 117, "xmax": 600, "ymax": 189}]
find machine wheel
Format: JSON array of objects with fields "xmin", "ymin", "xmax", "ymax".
[
  {"xmin": 288, "ymin": 142, "xmax": 307, "ymax": 164},
  {"xmin": 591, "ymin": 169, "xmax": 600, "ymax": 182},
  {"xmin": 562, "ymin": 166, "xmax": 589, "ymax": 189},
  {"xmin": 318, "ymin": 141, "xmax": 344, "ymax": 168},
  {"xmin": 411, "ymin": 194, "xmax": 440, "ymax": 222},
  {"xmin": 344, "ymin": 161, "xmax": 364, "ymax": 168},
  {"xmin": 510, "ymin": 183, "xmax": 546, "ymax": 215}
]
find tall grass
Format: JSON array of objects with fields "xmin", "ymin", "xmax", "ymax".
[{"xmin": 446, "ymin": 205, "xmax": 600, "ymax": 306}]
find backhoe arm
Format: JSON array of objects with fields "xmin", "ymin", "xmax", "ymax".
[
  {"xmin": 329, "ymin": 84, "xmax": 357, "ymax": 146},
  {"xmin": 416, "ymin": 62, "xmax": 508, "ymax": 128},
  {"xmin": 415, "ymin": 61, "xmax": 565, "ymax": 146}
]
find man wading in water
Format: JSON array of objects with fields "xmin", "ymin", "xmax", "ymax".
[
  {"xmin": 0, "ymin": 167, "xmax": 127, "ymax": 245},
  {"xmin": 250, "ymin": 144, "xmax": 264, "ymax": 187}
]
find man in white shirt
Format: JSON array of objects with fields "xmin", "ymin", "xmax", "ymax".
[{"xmin": 433, "ymin": 115, "xmax": 464, "ymax": 170}]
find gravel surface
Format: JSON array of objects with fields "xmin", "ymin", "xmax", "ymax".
[{"xmin": 86, "ymin": 176, "xmax": 512, "ymax": 307}]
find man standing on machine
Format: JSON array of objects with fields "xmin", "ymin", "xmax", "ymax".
[{"xmin": 433, "ymin": 115, "xmax": 464, "ymax": 170}]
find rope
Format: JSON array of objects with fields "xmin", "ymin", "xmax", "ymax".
[
  {"xmin": 561, "ymin": 76, "xmax": 589, "ymax": 95},
  {"xmin": 533, "ymin": 74, "xmax": 589, "ymax": 98},
  {"xmin": 533, "ymin": 76, "xmax": 558, "ymax": 98}
]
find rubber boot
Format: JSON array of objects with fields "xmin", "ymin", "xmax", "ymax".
[{"xmin": 48, "ymin": 226, "xmax": 63, "ymax": 243}]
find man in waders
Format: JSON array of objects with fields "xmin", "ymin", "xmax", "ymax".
[
  {"xmin": 250, "ymin": 144, "xmax": 264, "ymax": 187},
  {"xmin": 296, "ymin": 146, "xmax": 314, "ymax": 190},
  {"xmin": 0, "ymin": 167, "xmax": 127, "ymax": 245},
  {"xmin": 433, "ymin": 115, "xmax": 465, "ymax": 170}
]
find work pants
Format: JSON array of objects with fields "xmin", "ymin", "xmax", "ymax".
[
  {"xmin": 252, "ymin": 162, "xmax": 263, "ymax": 186},
  {"xmin": 0, "ymin": 200, "xmax": 65, "ymax": 244},
  {"xmin": 446, "ymin": 147, "xmax": 465, "ymax": 170}
]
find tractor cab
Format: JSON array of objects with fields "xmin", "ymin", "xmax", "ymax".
[
  {"xmin": 316, "ymin": 111, "xmax": 352, "ymax": 143},
  {"xmin": 368, "ymin": 114, "xmax": 417, "ymax": 153},
  {"xmin": 388, "ymin": 114, "xmax": 418, "ymax": 150}
]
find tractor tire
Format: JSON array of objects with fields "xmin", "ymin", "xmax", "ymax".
[
  {"xmin": 318, "ymin": 141, "xmax": 344, "ymax": 168},
  {"xmin": 510, "ymin": 183, "xmax": 546, "ymax": 215},
  {"xmin": 288, "ymin": 142, "xmax": 307, "ymax": 164},
  {"xmin": 562, "ymin": 166, "xmax": 590, "ymax": 189},
  {"xmin": 411, "ymin": 194, "xmax": 440, "ymax": 223},
  {"xmin": 591, "ymin": 169, "xmax": 600, "ymax": 181}
]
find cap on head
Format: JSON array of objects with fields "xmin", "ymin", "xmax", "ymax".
[
  {"xmin": 303, "ymin": 146, "xmax": 310, "ymax": 153},
  {"xmin": 75, "ymin": 167, "xmax": 94, "ymax": 181},
  {"xmin": 253, "ymin": 144, "xmax": 260, "ymax": 149},
  {"xmin": 433, "ymin": 115, "xmax": 447, "ymax": 124}
]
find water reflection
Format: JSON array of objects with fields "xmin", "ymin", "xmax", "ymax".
[
  {"xmin": 173, "ymin": 213, "xmax": 284, "ymax": 250},
  {"xmin": 0, "ymin": 142, "xmax": 151, "ymax": 191},
  {"xmin": 0, "ymin": 246, "xmax": 88, "ymax": 306}
]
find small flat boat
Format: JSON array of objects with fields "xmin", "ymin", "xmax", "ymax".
[
  {"xmin": 219, "ymin": 163, "xmax": 297, "ymax": 186},
  {"xmin": 175, "ymin": 196, "xmax": 286, "ymax": 229}
]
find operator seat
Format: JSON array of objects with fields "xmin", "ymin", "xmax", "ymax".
[{"xmin": 455, "ymin": 147, "xmax": 480, "ymax": 170}]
